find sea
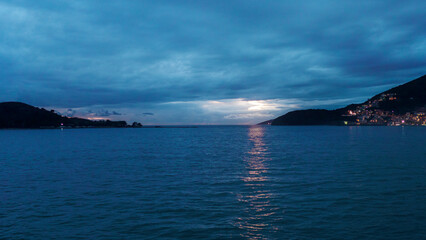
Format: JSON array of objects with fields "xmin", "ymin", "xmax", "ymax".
[{"xmin": 1, "ymin": 126, "xmax": 426, "ymax": 239}]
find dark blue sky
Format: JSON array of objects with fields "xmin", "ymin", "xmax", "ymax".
[{"xmin": 1, "ymin": 0, "xmax": 425, "ymax": 124}]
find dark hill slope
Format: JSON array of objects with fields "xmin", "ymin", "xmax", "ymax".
[
  {"xmin": 0, "ymin": 102, "xmax": 128, "ymax": 128},
  {"xmin": 270, "ymin": 75, "xmax": 426, "ymax": 126},
  {"xmin": 271, "ymin": 109, "xmax": 356, "ymax": 126},
  {"xmin": 369, "ymin": 75, "xmax": 426, "ymax": 113}
]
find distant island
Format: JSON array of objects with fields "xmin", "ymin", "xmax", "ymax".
[
  {"xmin": 0, "ymin": 102, "xmax": 142, "ymax": 129},
  {"xmin": 260, "ymin": 75, "xmax": 426, "ymax": 126}
]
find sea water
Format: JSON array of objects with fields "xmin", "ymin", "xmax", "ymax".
[{"xmin": 1, "ymin": 126, "xmax": 425, "ymax": 239}]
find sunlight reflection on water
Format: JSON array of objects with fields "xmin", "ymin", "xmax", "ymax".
[{"xmin": 235, "ymin": 126, "xmax": 278, "ymax": 239}]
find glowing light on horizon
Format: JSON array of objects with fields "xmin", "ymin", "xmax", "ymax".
[
  {"xmin": 200, "ymin": 98, "xmax": 299, "ymax": 111},
  {"xmin": 87, "ymin": 117, "xmax": 110, "ymax": 121}
]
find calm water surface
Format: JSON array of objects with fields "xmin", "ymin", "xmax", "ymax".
[{"xmin": 1, "ymin": 126, "xmax": 426, "ymax": 239}]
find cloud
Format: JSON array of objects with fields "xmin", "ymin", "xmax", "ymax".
[
  {"xmin": 0, "ymin": 0, "xmax": 425, "ymax": 124},
  {"xmin": 94, "ymin": 110, "xmax": 122, "ymax": 117},
  {"xmin": 56, "ymin": 108, "xmax": 122, "ymax": 120},
  {"xmin": 63, "ymin": 108, "xmax": 76, "ymax": 117},
  {"xmin": 224, "ymin": 113, "xmax": 274, "ymax": 120}
]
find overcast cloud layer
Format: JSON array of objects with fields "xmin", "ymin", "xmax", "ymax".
[{"xmin": 1, "ymin": 0, "xmax": 425, "ymax": 124}]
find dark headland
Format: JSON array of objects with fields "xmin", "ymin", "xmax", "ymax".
[
  {"xmin": 0, "ymin": 102, "xmax": 142, "ymax": 129},
  {"xmin": 260, "ymin": 75, "xmax": 426, "ymax": 126}
]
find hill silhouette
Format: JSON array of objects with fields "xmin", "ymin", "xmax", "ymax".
[
  {"xmin": 0, "ymin": 102, "xmax": 139, "ymax": 128},
  {"xmin": 267, "ymin": 75, "xmax": 426, "ymax": 126}
]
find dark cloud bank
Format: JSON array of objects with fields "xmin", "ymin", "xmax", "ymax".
[{"xmin": 0, "ymin": 0, "xmax": 425, "ymax": 124}]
